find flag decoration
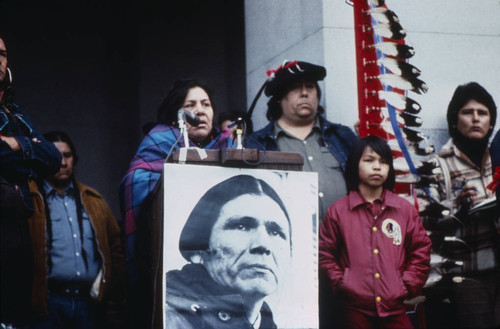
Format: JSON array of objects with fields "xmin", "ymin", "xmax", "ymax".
[
  {"xmin": 352, "ymin": 2, "xmax": 441, "ymax": 320},
  {"xmin": 352, "ymin": 0, "xmax": 472, "ymax": 306},
  {"xmin": 352, "ymin": 0, "xmax": 434, "ymax": 195}
]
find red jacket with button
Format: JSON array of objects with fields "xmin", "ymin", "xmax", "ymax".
[{"xmin": 319, "ymin": 190, "xmax": 431, "ymax": 317}]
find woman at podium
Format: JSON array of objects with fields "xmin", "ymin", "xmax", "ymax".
[{"xmin": 119, "ymin": 79, "xmax": 232, "ymax": 327}]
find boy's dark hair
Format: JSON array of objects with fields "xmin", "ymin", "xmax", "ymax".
[
  {"xmin": 344, "ymin": 135, "xmax": 396, "ymax": 192},
  {"xmin": 446, "ymin": 82, "xmax": 497, "ymax": 139},
  {"xmin": 157, "ymin": 79, "xmax": 216, "ymax": 126}
]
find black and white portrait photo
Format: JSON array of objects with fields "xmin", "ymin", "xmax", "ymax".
[{"xmin": 161, "ymin": 164, "xmax": 319, "ymax": 329}]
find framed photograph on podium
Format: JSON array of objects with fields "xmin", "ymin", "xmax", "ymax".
[{"xmin": 158, "ymin": 163, "xmax": 319, "ymax": 329}]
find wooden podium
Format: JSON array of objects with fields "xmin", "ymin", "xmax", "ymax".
[
  {"xmin": 168, "ymin": 148, "xmax": 304, "ymax": 171},
  {"xmin": 148, "ymin": 148, "xmax": 304, "ymax": 328}
]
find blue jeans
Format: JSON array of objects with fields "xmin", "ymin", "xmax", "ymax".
[{"xmin": 29, "ymin": 293, "xmax": 97, "ymax": 329}]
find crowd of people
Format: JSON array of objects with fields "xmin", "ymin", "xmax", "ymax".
[{"xmin": 1, "ymin": 31, "xmax": 499, "ymax": 329}]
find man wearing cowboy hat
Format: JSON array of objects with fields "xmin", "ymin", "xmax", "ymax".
[
  {"xmin": 244, "ymin": 60, "xmax": 357, "ymax": 329},
  {"xmin": 245, "ymin": 60, "xmax": 357, "ymax": 221}
]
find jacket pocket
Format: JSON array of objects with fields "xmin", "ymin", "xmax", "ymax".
[
  {"xmin": 339, "ymin": 267, "xmax": 351, "ymax": 296},
  {"xmin": 397, "ymin": 276, "xmax": 409, "ymax": 300}
]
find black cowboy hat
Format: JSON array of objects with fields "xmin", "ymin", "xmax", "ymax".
[{"xmin": 264, "ymin": 60, "xmax": 326, "ymax": 97}]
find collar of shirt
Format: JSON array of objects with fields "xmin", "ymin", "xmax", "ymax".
[
  {"xmin": 440, "ymin": 138, "xmax": 492, "ymax": 173},
  {"xmin": 43, "ymin": 179, "xmax": 74, "ymax": 197},
  {"xmin": 348, "ymin": 190, "xmax": 401, "ymax": 210},
  {"xmin": 273, "ymin": 116, "xmax": 321, "ymax": 139},
  {"xmin": 252, "ymin": 312, "xmax": 261, "ymax": 329}
]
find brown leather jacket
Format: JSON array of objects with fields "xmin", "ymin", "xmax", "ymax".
[{"xmin": 28, "ymin": 180, "xmax": 127, "ymax": 317}]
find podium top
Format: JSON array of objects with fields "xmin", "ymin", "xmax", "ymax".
[{"xmin": 168, "ymin": 148, "xmax": 304, "ymax": 171}]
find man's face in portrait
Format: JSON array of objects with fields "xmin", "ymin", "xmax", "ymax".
[{"xmin": 204, "ymin": 193, "xmax": 291, "ymax": 298}]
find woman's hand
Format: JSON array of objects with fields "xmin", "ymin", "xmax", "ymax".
[{"xmin": 456, "ymin": 184, "xmax": 478, "ymax": 208}]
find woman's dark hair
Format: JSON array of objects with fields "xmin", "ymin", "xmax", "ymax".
[
  {"xmin": 266, "ymin": 81, "xmax": 324, "ymax": 121},
  {"xmin": 43, "ymin": 130, "xmax": 79, "ymax": 166},
  {"xmin": 447, "ymin": 82, "xmax": 497, "ymax": 139},
  {"xmin": 344, "ymin": 135, "xmax": 396, "ymax": 192},
  {"xmin": 157, "ymin": 79, "xmax": 216, "ymax": 126},
  {"xmin": 179, "ymin": 174, "xmax": 291, "ymax": 261},
  {"xmin": 40, "ymin": 131, "xmax": 88, "ymax": 271}
]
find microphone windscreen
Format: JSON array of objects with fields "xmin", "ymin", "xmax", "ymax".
[{"xmin": 178, "ymin": 109, "xmax": 200, "ymax": 127}]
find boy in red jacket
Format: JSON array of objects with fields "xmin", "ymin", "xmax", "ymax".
[{"xmin": 319, "ymin": 136, "xmax": 431, "ymax": 328}]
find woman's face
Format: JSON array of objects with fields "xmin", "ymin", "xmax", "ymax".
[
  {"xmin": 455, "ymin": 99, "xmax": 492, "ymax": 141},
  {"xmin": 182, "ymin": 86, "xmax": 214, "ymax": 142}
]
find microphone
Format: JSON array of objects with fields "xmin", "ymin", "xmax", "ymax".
[{"xmin": 177, "ymin": 109, "xmax": 200, "ymax": 127}]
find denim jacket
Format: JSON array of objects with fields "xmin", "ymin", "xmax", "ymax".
[
  {"xmin": 0, "ymin": 104, "xmax": 61, "ymax": 208},
  {"xmin": 244, "ymin": 114, "xmax": 357, "ymax": 172},
  {"xmin": 1, "ymin": 102, "xmax": 61, "ymax": 325}
]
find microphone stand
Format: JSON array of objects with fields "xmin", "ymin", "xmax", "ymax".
[
  {"xmin": 177, "ymin": 111, "xmax": 190, "ymax": 149},
  {"xmin": 236, "ymin": 128, "xmax": 243, "ymax": 149},
  {"xmin": 228, "ymin": 117, "xmax": 244, "ymax": 149},
  {"xmin": 175, "ymin": 109, "xmax": 208, "ymax": 164}
]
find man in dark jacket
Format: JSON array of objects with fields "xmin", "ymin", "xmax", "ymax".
[
  {"xmin": 244, "ymin": 60, "xmax": 357, "ymax": 221},
  {"xmin": 244, "ymin": 60, "xmax": 357, "ymax": 329},
  {"xmin": 0, "ymin": 35, "xmax": 62, "ymax": 328}
]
